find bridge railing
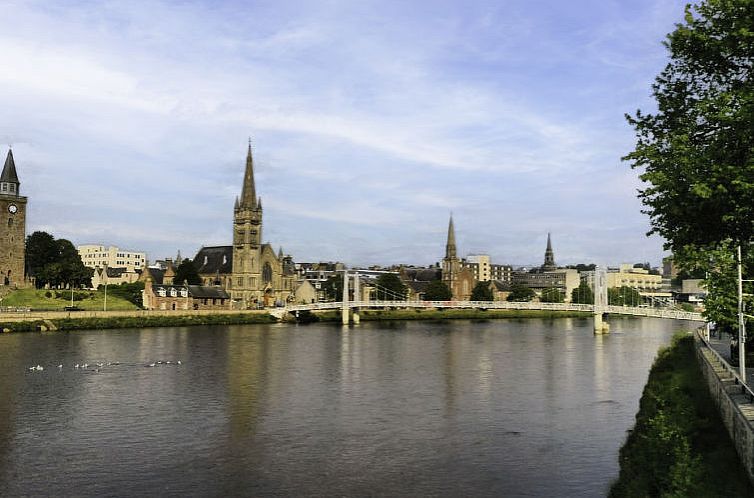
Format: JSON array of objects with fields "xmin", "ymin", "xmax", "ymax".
[{"xmin": 283, "ymin": 300, "xmax": 703, "ymax": 321}]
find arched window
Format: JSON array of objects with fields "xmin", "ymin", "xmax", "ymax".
[{"xmin": 263, "ymin": 262, "xmax": 273, "ymax": 284}]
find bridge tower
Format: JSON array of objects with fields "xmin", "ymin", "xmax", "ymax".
[
  {"xmin": 341, "ymin": 272, "xmax": 361, "ymax": 325},
  {"xmin": 593, "ymin": 266, "xmax": 609, "ymax": 334}
]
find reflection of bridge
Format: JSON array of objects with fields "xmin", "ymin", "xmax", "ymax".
[{"xmin": 275, "ymin": 300, "xmax": 704, "ymax": 323}]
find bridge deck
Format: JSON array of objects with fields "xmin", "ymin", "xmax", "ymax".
[{"xmin": 282, "ymin": 300, "xmax": 703, "ymax": 322}]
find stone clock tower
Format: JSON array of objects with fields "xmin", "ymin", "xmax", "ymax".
[{"xmin": 0, "ymin": 150, "xmax": 27, "ymax": 287}]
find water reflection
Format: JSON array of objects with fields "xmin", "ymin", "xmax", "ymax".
[{"xmin": 0, "ymin": 318, "xmax": 689, "ymax": 497}]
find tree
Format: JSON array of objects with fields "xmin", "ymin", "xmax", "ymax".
[
  {"xmin": 106, "ymin": 281, "xmax": 145, "ymax": 308},
  {"xmin": 507, "ymin": 284, "xmax": 535, "ymax": 302},
  {"xmin": 470, "ymin": 281, "xmax": 493, "ymax": 301},
  {"xmin": 540, "ymin": 287, "xmax": 564, "ymax": 303},
  {"xmin": 624, "ymin": 1, "xmax": 754, "ymax": 254},
  {"xmin": 571, "ymin": 281, "xmax": 594, "ymax": 304},
  {"xmin": 25, "ymin": 231, "xmax": 57, "ymax": 281},
  {"xmin": 567, "ymin": 263, "xmax": 596, "ymax": 272},
  {"xmin": 374, "ymin": 273, "xmax": 408, "ymax": 300},
  {"xmin": 608, "ymin": 286, "xmax": 643, "ymax": 307},
  {"xmin": 424, "ymin": 280, "xmax": 452, "ymax": 301},
  {"xmin": 625, "ymin": 1, "xmax": 754, "ymax": 334},
  {"xmin": 173, "ymin": 259, "xmax": 202, "ymax": 285},
  {"xmin": 322, "ymin": 275, "xmax": 343, "ymax": 301},
  {"xmin": 25, "ymin": 232, "xmax": 92, "ymax": 288}
]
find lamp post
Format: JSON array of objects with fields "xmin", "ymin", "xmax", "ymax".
[
  {"xmin": 103, "ymin": 269, "xmax": 108, "ymax": 312},
  {"xmin": 738, "ymin": 245, "xmax": 747, "ymax": 380}
]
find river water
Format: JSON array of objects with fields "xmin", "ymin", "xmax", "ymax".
[{"xmin": 0, "ymin": 317, "xmax": 687, "ymax": 497}]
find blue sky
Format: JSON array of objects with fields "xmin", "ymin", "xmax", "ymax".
[{"xmin": 1, "ymin": 0, "xmax": 686, "ymax": 268}]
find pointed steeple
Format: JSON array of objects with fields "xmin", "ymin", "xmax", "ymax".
[
  {"xmin": 445, "ymin": 214, "xmax": 457, "ymax": 259},
  {"xmin": 234, "ymin": 196, "xmax": 239, "ymax": 211},
  {"xmin": 1, "ymin": 149, "xmax": 20, "ymax": 195},
  {"xmin": 240, "ymin": 140, "xmax": 257, "ymax": 208},
  {"xmin": 542, "ymin": 232, "xmax": 556, "ymax": 271},
  {"xmin": 278, "ymin": 246, "xmax": 284, "ymax": 259}
]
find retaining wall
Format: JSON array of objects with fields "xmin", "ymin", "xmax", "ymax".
[{"xmin": 695, "ymin": 332, "xmax": 754, "ymax": 483}]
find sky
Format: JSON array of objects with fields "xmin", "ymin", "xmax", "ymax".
[{"xmin": 0, "ymin": 0, "xmax": 688, "ymax": 268}]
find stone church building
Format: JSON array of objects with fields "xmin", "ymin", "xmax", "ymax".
[
  {"xmin": 0, "ymin": 150, "xmax": 27, "ymax": 287},
  {"xmin": 192, "ymin": 143, "xmax": 295, "ymax": 308},
  {"xmin": 441, "ymin": 215, "xmax": 475, "ymax": 300}
]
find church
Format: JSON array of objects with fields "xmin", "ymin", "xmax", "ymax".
[
  {"xmin": 193, "ymin": 143, "xmax": 296, "ymax": 308},
  {"xmin": 0, "ymin": 150, "xmax": 27, "ymax": 288}
]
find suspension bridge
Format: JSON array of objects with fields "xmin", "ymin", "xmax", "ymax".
[{"xmin": 272, "ymin": 269, "xmax": 704, "ymax": 328}]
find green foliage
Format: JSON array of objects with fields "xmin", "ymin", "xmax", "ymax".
[
  {"xmin": 322, "ymin": 275, "xmax": 343, "ymax": 301},
  {"xmin": 624, "ymin": 1, "xmax": 754, "ymax": 253},
  {"xmin": 506, "ymin": 284, "xmax": 535, "ymax": 302},
  {"xmin": 608, "ymin": 286, "xmax": 643, "ymax": 306},
  {"xmin": 374, "ymin": 273, "xmax": 408, "ymax": 300},
  {"xmin": 566, "ymin": 263, "xmax": 596, "ymax": 272},
  {"xmin": 106, "ymin": 281, "xmax": 145, "ymax": 308},
  {"xmin": 424, "ymin": 280, "xmax": 453, "ymax": 301},
  {"xmin": 679, "ymin": 302, "xmax": 696, "ymax": 312},
  {"xmin": 470, "ymin": 281, "xmax": 493, "ymax": 301},
  {"xmin": 25, "ymin": 231, "xmax": 93, "ymax": 288},
  {"xmin": 1, "ymin": 288, "xmax": 137, "ymax": 311},
  {"xmin": 610, "ymin": 334, "xmax": 752, "ymax": 497},
  {"xmin": 173, "ymin": 259, "xmax": 202, "ymax": 285},
  {"xmin": 540, "ymin": 287, "xmax": 564, "ymax": 303},
  {"xmin": 676, "ymin": 242, "xmax": 754, "ymax": 336},
  {"xmin": 51, "ymin": 313, "xmax": 276, "ymax": 331},
  {"xmin": 571, "ymin": 281, "xmax": 594, "ymax": 304}
]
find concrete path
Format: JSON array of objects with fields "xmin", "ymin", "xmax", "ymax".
[{"xmin": 707, "ymin": 333, "xmax": 754, "ymax": 386}]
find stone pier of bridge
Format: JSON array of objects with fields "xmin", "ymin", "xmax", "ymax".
[{"xmin": 593, "ymin": 267, "xmax": 609, "ymax": 334}]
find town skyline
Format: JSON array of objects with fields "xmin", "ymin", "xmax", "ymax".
[{"xmin": 0, "ymin": 0, "xmax": 687, "ymax": 267}]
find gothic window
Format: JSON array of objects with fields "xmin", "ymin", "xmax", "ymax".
[
  {"xmin": 7, "ymin": 218, "xmax": 11, "ymax": 227},
  {"xmin": 263, "ymin": 262, "xmax": 273, "ymax": 284}
]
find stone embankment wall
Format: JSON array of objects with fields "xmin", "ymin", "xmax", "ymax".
[
  {"xmin": 0, "ymin": 308, "xmax": 272, "ymax": 323},
  {"xmin": 695, "ymin": 332, "xmax": 754, "ymax": 483}
]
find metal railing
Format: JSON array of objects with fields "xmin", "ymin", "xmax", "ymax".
[
  {"xmin": 284, "ymin": 300, "xmax": 704, "ymax": 321},
  {"xmin": 695, "ymin": 326, "xmax": 754, "ymax": 403}
]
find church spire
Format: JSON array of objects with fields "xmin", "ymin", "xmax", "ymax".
[
  {"xmin": 542, "ymin": 232, "xmax": 556, "ymax": 271},
  {"xmin": 240, "ymin": 140, "xmax": 257, "ymax": 208},
  {"xmin": 445, "ymin": 214, "xmax": 457, "ymax": 260}
]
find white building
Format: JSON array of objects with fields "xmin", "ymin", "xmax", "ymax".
[{"xmin": 78, "ymin": 245, "xmax": 146, "ymax": 273}]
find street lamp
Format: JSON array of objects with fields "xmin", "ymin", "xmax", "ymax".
[{"xmin": 735, "ymin": 246, "xmax": 746, "ymax": 378}]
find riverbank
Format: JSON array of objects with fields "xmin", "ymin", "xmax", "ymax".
[
  {"xmin": 609, "ymin": 333, "xmax": 752, "ymax": 497},
  {"xmin": 0, "ymin": 312, "xmax": 277, "ymax": 332}
]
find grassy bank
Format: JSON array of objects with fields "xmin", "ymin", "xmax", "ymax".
[
  {"xmin": 310, "ymin": 308, "xmax": 591, "ymax": 322},
  {"xmin": 609, "ymin": 334, "xmax": 752, "ymax": 497},
  {"xmin": 1, "ymin": 288, "xmax": 138, "ymax": 311},
  {"xmin": 1, "ymin": 313, "xmax": 277, "ymax": 333}
]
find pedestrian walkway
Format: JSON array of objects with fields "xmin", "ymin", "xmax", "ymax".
[{"xmin": 707, "ymin": 332, "xmax": 754, "ymax": 386}]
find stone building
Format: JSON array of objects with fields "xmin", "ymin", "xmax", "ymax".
[
  {"xmin": 0, "ymin": 150, "xmax": 27, "ymax": 287},
  {"xmin": 193, "ymin": 246, "xmax": 233, "ymax": 289},
  {"xmin": 78, "ymin": 245, "xmax": 146, "ymax": 272},
  {"xmin": 91, "ymin": 266, "xmax": 140, "ymax": 289},
  {"xmin": 187, "ymin": 144, "xmax": 296, "ymax": 308},
  {"xmin": 441, "ymin": 215, "xmax": 475, "ymax": 300},
  {"xmin": 142, "ymin": 278, "xmax": 231, "ymax": 310}
]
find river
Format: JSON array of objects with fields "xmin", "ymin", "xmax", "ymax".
[{"xmin": 0, "ymin": 317, "xmax": 687, "ymax": 497}]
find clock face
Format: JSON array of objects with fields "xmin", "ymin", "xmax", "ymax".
[{"xmin": 7, "ymin": 204, "xmax": 17, "ymax": 214}]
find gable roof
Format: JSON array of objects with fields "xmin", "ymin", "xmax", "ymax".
[{"xmin": 193, "ymin": 246, "xmax": 233, "ymax": 275}]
